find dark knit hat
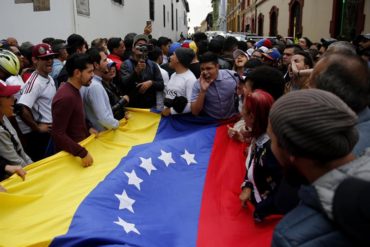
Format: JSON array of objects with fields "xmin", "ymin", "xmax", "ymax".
[
  {"xmin": 175, "ymin": 48, "xmax": 195, "ymax": 68},
  {"xmin": 133, "ymin": 34, "xmax": 149, "ymax": 47},
  {"xmin": 269, "ymin": 89, "xmax": 358, "ymax": 161}
]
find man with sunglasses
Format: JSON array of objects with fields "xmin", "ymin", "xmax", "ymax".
[{"xmin": 17, "ymin": 43, "xmax": 57, "ymax": 161}]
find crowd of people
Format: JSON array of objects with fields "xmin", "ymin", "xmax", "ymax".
[{"xmin": 0, "ymin": 24, "xmax": 370, "ymax": 245}]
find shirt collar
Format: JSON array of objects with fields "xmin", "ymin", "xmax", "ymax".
[
  {"xmin": 93, "ymin": 75, "xmax": 102, "ymax": 83},
  {"xmin": 215, "ymin": 70, "xmax": 222, "ymax": 81},
  {"xmin": 255, "ymin": 133, "xmax": 270, "ymax": 147}
]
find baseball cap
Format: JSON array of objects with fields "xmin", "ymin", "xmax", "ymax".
[
  {"xmin": 133, "ymin": 34, "xmax": 149, "ymax": 46},
  {"xmin": 233, "ymin": 49, "xmax": 249, "ymax": 59},
  {"xmin": 107, "ymin": 58, "xmax": 116, "ymax": 68},
  {"xmin": 255, "ymin": 38, "xmax": 272, "ymax": 49},
  {"xmin": 246, "ymin": 48, "xmax": 254, "ymax": 57},
  {"xmin": 169, "ymin": 42, "xmax": 182, "ymax": 56},
  {"xmin": 258, "ymin": 46, "xmax": 269, "ymax": 53},
  {"xmin": 320, "ymin": 38, "xmax": 337, "ymax": 48},
  {"xmin": 32, "ymin": 43, "xmax": 57, "ymax": 58},
  {"xmin": 262, "ymin": 48, "xmax": 281, "ymax": 61},
  {"xmin": 0, "ymin": 81, "xmax": 21, "ymax": 97}
]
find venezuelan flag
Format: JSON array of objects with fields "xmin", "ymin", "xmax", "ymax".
[{"xmin": 0, "ymin": 109, "xmax": 279, "ymax": 247}]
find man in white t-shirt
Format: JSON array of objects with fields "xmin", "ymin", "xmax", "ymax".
[
  {"xmin": 162, "ymin": 47, "xmax": 196, "ymax": 116},
  {"xmin": 17, "ymin": 43, "xmax": 57, "ymax": 161}
]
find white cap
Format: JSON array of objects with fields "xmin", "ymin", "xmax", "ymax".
[
  {"xmin": 258, "ymin": 46, "xmax": 269, "ymax": 53},
  {"xmin": 246, "ymin": 48, "xmax": 254, "ymax": 57},
  {"xmin": 233, "ymin": 49, "xmax": 249, "ymax": 59}
]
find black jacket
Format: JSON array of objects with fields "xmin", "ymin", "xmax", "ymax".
[{"xmin": 120, "ymin": 58, "xmax": 164, "ymax": 108}]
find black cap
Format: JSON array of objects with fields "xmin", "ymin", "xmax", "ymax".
[{"xmin": 320, "ymin": 38, "xmax": 337, "ymax": 48}]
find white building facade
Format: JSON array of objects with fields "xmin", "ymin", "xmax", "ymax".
[{"xmin": 0, "ymin": 0, "xmax": 189, "ymax": 44}]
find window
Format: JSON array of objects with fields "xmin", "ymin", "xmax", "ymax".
[
  {"xmin": 258, "ymin": 13, "xmax": 264, "ymax": 36},
  {"xmin": 241, "ymin": 0, "xmax": 245, "ymax": 10},
  {"xmin": 171, "ymin": 3, "xmax": 174, "ymax": 30},
  {"xmin": 163, "ymin": 5, "xmax": 166, "ymax": 27},
  {"xmin": 112, "ymin": 0, "xmax": 123, "ymax": 4},
  {"xmin": 330, "ymin": 0, "xmax": 365, "ymax": 40},
  {"xmin": 288, "ymin": 0, "xmax": 304, "ymax": 38},
  {"xmin": 269, "ymin": 6, "xmax": 279, "ymax": 36},
  {"xmin": 176, "ymin": 9, "xmax": 178, "ymax": 31},
  {"xmin": 251, "ymin": 17, "xmax": 255, "ymax": 33},
  {"xmin": 184, "ymin": 11, "xmax": 186, "ymax": 25},
  {"xmin": 149, "ymin": 0, "xmax": 155, "ymax": 20}
]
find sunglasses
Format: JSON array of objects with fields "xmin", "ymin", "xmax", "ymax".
[{"xmin": 39, "ymin": 56, "xmax": 55, "ymax": 61}]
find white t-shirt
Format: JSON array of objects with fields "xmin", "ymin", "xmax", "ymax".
[
  {"xmin": 156, "ymin": 63, "xmax": 169, "ymax": 111},
  {"xmin": 162, "ymin": 55, "xmax": 169, "ymax": 65},
  {"xmin": 17, "ymin": 72, "xmax": 56, "ymax": 134},
  {"xmin": 164, "ymin": 69, "xmax": 196, "ymax": 114}
]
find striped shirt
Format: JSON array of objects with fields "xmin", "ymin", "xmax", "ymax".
[
  {"xmin": 191, "ymin": 69, "xmax": 238, "ymax": 119},
  {"xmin": 17, "ymin": 71, "xmax": 56, "ymax": 133}
]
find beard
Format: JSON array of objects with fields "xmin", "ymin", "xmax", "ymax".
[{"xmin": 82, "ymin": 78, "xmax": 92, "ymax": 87}]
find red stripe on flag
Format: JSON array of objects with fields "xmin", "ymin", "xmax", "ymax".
[{"xmin": 197, "ymin": 125, "xmax": 281, "ymax": 247}]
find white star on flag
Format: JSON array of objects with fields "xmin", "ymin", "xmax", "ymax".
[
  {"xmin": 115, "ymin": 190, "xmax": 135, "ymax": 213},
  {"xmin": 124, "ymin": 170, "xmax": 143, "ymax": 190},
  {"xmin": 114, "ymin": 217, "xmax": 141, "ymax": 235},
  {"xmin": 181, "ymin": 149, "xmax": 197, "ymax": 165},
  {"xmin": 158, "ymin": 150, "xmax": 175, "ymax": 167},
  {"xmin": 139, "ymin": 157, "xmax": 157, "ymax": 175}
]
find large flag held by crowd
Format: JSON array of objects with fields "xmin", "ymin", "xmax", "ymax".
[{"xmin": 0, "ymin": 109, "xmax": 280, "ymax": 247}]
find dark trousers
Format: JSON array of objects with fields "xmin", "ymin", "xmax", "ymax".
[{"xmin": 23, "ymin": 131, "xmax": 52, "ymax": 162}]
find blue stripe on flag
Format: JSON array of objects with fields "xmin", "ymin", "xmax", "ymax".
[{"xmin": 51, "ymin": 115, "xmax": 217, "ymax": 247}]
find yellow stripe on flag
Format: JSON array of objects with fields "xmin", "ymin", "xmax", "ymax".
[{"xmin": 0, "ymin": 109, "xmax": 161, "ymax": 247}]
